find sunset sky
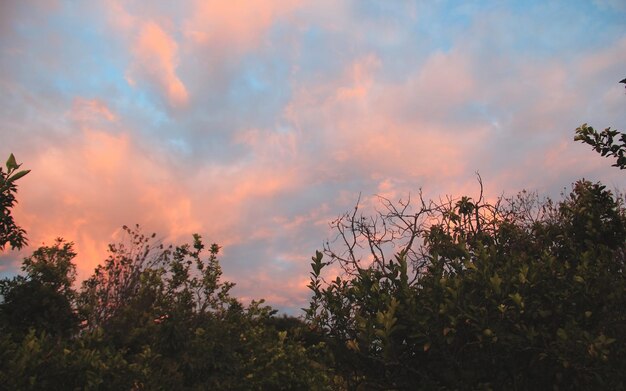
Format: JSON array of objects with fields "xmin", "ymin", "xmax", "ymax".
[{"xmin": 1, "ymin": 0, "xmax": 625, "ymax": 313}]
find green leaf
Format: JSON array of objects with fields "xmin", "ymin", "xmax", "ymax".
[
  {"xmin": 9, "ymin": 169, "xmax": 30, "ymax": 182},
  {"xmin": 490, "ymin": 273, "xmax": 502, "ymax": 294},
  {"xmin": 6, "ymin": 153, "xmax": 18, "ymax": 170},
  {"xmin": 509, "ymin": 292, "xmax": 523, "ymax": 308}
]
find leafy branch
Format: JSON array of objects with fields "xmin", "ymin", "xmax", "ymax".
[{"xmin": 575, "ymin": 124, "xmax": 626, "ymax": 169}]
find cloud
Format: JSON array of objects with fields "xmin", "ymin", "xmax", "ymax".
[
  {"xmin": 2, "ymin": 1, "xmax": 626, "ymax": 314},
  {"xmin": 129, "ymin": 21, "xmax": 188, "ymax": 107},
  {"xmin": 100, "ymin": 1, "xmax": 190, "ymax": 109},
  {"xmin": 283, "ymin": 52, "xmax": 480, "ymax": 186},
  {"xmin": 593, "ymin": 0, "xmax": 626, "ymax": 12},
  {"xmin": 183, "ymin": 0, "xmax": 302, "ymax": 51},
  {"xmin": 70, "ymin": 98, "xmax": 117, "ymax": 123},
  {"xmin": 10, "ymin": 98, "xmax": 197, "ymax": 279}
]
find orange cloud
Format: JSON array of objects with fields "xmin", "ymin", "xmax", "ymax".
[
  {"xmin": 100, "ymin": 1, "xmax": 189, "ymax": 107},
  {"xmin": 12, "ymin": 125, "xmax": 203, "ymax": 281},
  {"xmin": 130, "ymin": 21, "xmax": 188, "ymax": 107}
]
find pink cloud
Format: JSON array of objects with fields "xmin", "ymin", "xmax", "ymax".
[
  {"xmin": 273, "ymin": 203, "xmax": 332, "ymax": 233},
  {"xmin": 183, "ymin": 0, "xmax": 302, "ymax": 51},
  {"xmin": 103, "ymin": 0, "xmax": 137, "ymax": 31},
  {"xmin": 234, "ymin": 265, "xmax": 316, "ymax": 309},
  {"xmin": 130, "ymin": 21, "xmax": 188, "ymax": 107},
  {"xmin": 335, "ymin": 54, "xmax": 381, "ymax": 101},
  {"xmin": 69, "ymin": 98, "xmax": 117, "ymax": 123},
  {"xmin": 285, "ymin": 54, "xmax": 479, "ymax": 185},
  {"xmin": 101, "ymin": 2, "xmax": 190, "ymax": 107},
  {"xmin": 409, "ymin": 49, "xmax": 476, "ymax": 107},
  {"xmin": 580, "ymin": 36, "xmax": 626, "ymax": 77},
  {"xmin": 234, "ymin": 128, "xmax": 298, "ymax": 161}
]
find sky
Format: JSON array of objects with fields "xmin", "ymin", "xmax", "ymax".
[{"xmin": 1, "ymin": 0, "xmax": 625, "ymax": 313}]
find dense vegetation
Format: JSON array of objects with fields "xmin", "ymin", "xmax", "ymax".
[
  {"xmin": 305, "ymin": 179, "xmax": 625, "ymax": 389},
  {"xmin": 1, "ymin": 123, "xmax": 625, "ymax": 389}
]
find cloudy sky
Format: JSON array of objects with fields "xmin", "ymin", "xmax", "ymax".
[{"xmin": 1, "ymin": 0, "xmax": 625, "ymax": 313}]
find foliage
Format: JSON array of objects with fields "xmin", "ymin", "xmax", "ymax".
[
  {"xmin": 76, "ymin": 225, "xmax": 332, "ymax": 389},
  {"xmin": 0, "ymin": 329, "xmax": 144, "ymax": 391},
  {"xmin": 307, "ymin": 180, "xmax": 626, "ymax": 389},
  {"xmin": 2, "ymin": 224, "xmax": 333, "ymax": 390},
  {"xmin": 575, "ymin": 123, "xmax": 626, "ymax": 169},
  {"xmin": 0, "ymin": 153, "xmax": 30, "ymax": 250},
  {"xmin": 0, "ymin": 239, "xmax": 79, "ymax": 339}
]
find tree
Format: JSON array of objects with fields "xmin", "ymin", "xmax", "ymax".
[
  {"xmin": 0, "ymin": 239, "xmax": 79, "ymax": 339},
  {"xmin": 307, "ymin": 180, "xmax": 626, "ymax": 389},
  {"xmin": 75, "ymin": 225, "xmax": 332, "ymax": 390},
  {"xmin": 0, "ymin": 153, "xmax": 30, "ymax": 250},
  {"xmin": 78, "ymin": 225, "xmax": 173, "ymax": 333}
]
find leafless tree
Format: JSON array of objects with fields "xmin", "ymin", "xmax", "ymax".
[{"xmin": 322, "ymin": 174, "xmax": 549, "ymax": 280}]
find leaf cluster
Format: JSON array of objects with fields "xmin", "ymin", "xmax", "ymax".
[
  {"xmin": 0, "ymin": 154, "xmax": 30, "ymax": 250},
  {"xmin": 575, "ymin": 124, "xmax": 626, "ymax": 169}
]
